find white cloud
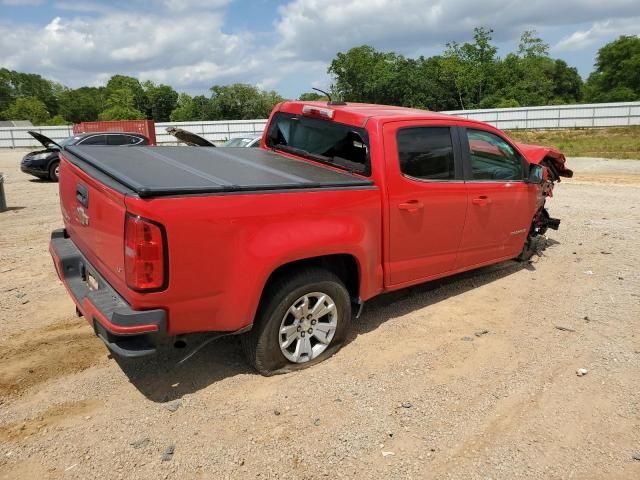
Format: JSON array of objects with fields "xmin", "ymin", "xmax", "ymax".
[
  {"xmin": 1, "ymin": 0, "xmax": 640, "ymax": 96},
  {"xmin": 274, "ymin": 0, "xmax": 640, "ymax": 61},
  {"xmin": 553, "ymin": 18, "xmax": 640, "ymax": 51},
  {"xmin": 0, "ymin": 6, "xmax": 262, "ymax": 91}
]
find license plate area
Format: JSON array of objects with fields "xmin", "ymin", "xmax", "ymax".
[
  {"xmin": 87, "ymin": 272, "xmax": 99, "ymax": 291},
  {"xmin": 79, "ymin": 261, "xmax": 99, "ymax": 291}
]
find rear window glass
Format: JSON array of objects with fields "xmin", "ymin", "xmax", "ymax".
[
  {"xmin": 266, "ymin": 112, "xmax": 370, "ymax": 176},
  {"xmin": 107, "ymin": 134, "xmax": 128, "ymax": 145},
  {"xmin": 397, "ymin": 127, "xmax": 455, "ymax": 181},
  {"xmin": 79, "ymin": 135, "xmax": 106, "ymax": 145}
]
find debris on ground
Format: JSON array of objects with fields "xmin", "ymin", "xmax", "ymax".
[
  {"xmin": 576, "ymin": 368, "xmax": 589, "ymax": 377},
  {"xmin": 162, "ymin": 445, "xmax": 175, "ymax": 462},
  {"xmin": 130, "ymin": 437, "xmax": 150, "ymax": 449},
  {"xmin": 555, "ymin": 325, "xmax": 576, "ymax": 332},
  {"xmin": 164, "ymin": 400, "xmax": 181, "ymax": 412},
  {"xmin": 474, "ymin": 329, "xmax": 489, "ymax": 337}
]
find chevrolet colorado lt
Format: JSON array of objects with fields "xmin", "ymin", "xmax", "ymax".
[{"xmin": 49, "ymin": 101, "xmax": 572, "ymax": 375}]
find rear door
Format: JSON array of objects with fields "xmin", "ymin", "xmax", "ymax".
[
  {"xmin": 384, "ymin": 121, "xmax": 468, "ymax": 286},
  {"xmin": 455, "ymin": 127, "xmax": 535, "ymax": 268}
]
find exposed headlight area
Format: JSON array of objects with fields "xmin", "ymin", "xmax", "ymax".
[{"xmin": 30, "ymin": 152, "xmax": 51, "ymax": 161}]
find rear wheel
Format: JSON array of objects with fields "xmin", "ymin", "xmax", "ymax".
[
  {"xmin": 49, "ymin": 161, "xmax": 60, "ymax": 182},
  {"xmin": 242, "ymin": 268, "xmax": 351, "ymax": 375}
]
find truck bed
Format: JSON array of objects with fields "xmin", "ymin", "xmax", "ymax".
[{"xmin": 64, "ymin": 146, "xmax": 373, "ymax": 198}]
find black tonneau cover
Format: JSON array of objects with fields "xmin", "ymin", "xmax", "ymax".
[{"xmin": 64, "ymin": 146, "xmax": 373, "ymax": 198}]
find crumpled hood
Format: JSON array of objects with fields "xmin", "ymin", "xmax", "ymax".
[{"xmin": 515, "ymin": 142, "xmax": 573, "ymax": 178}]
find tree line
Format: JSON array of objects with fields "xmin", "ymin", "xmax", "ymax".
[
  {"xmin": 329, "ymin": 30, "xmax": 640, "ymax": 110},
  {"xmin": 1, "ymin": 30, "xmax": 638, "ymax": 125}
]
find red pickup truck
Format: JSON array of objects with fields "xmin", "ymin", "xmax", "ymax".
[{"xmin": 49, "ymin": 101, "xmax": 572, "ymax": 375}]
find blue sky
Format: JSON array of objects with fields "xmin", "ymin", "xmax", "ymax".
[{"xmin": 1, "ymin": 0, "xmax": 639, "ymax": 99}]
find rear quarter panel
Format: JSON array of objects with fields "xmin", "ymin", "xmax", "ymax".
[{"xmin": 124, "ymin": 187, "xmax": 383, "ymax": 335}]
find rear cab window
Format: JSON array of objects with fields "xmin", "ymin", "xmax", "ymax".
[{"xmin": 266, "ymin": 112, "xmax": 370, "ymax": 176}]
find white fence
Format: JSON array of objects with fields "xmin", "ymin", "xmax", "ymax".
[
  {"xmin": 443, "ymin": 101, "xmax": 640, "ymax": 130},
  {"xmin": 1, "ymin": 101, "xmax": 638, "ymax": 148},
  {"xmin": 0, "ymin": 119, "xmax": 268, "ymax": 149}
]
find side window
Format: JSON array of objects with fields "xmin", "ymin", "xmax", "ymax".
[
  {"xmin": 397, "ymin": 127, "xmax": 455, "ymax": 181},
  {"xmin": 467, "ymin": 129, "xmax": 524, "ymax": 181},
  {"xmin": 106, "ymin": 134, "xmax": 128, "ymax": 145},
  {"xmin": 79, "ymin": 135, "xmax": 106, "ymax": 145},
  {"xmin": 135, "ymin": 136, "xmax": 149, "ymax": 145}
]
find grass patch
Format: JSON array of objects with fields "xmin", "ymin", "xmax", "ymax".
[{"xmin": 507, "ymin": 126, "xmax": 640, "ymax": 159}]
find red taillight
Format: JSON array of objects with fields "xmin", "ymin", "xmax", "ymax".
[{"xmin": 124, "ymin": 214, "xmax": 167, "ymax": 291}]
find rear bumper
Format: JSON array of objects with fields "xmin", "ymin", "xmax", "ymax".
[{"xmin": 49, "ymin": 228, "xmax": 166, "ymax": 358}]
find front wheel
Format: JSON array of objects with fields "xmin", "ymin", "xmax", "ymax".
[
  {"xmin": 49, "ymin": 161, "xmax": 60, "ymax": 182},
  {"xmin": 242, "ymin": 268, "xmax": 352, "ymax": 375}
]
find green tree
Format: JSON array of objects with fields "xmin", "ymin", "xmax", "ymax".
[
  {"xmin": 328, "ymin": 45, "xmax": 402, "ymax": 104},
  {"xmin": 484, "ymin": 30, "xmax": 580, "ymax": 107},
  {"xmin": 585, "ymin": 35, "xmax": 640, "ymax": 102},
  {"xmin": 0, "ymin": 68, "xmax": 59, "ymax": 115},
  {"xmin": 207, "ymin": 84, "xmax": 284, "ymax": 120},
  {"xmin": 298, "ymin": 92, "xmax": 326, "ymax": 101},
  {"xmin": 46, "ymin": 114, "xmax": 69, "ymax": 125},
  {"xmin": 98, "ymin": 88, "xmax": 144, "ymax": 120},
  {"xmin": 441, "ymin": 27, "xmax": 499, "ymax": 109},
  {"xmin": 143, "ymin": 81, "xmax": 179, "ymax": 121},
  {"xmin": 550, "ymin": 59, "xmax": 582, "ymax": 103},
  {"xmin": 57, "ymin": 86, "xmax": 106, "ymax": 123},
  {"xmin": 105, "ymin": 75, "xmax": 147, "ymax": 114},
  {"xmin": 98, "ymin": 106, "xmax": 145, "ymax": 121},
  {"xmin": 1, "ymin": 96, "xmax": 50, "ymax": 124},
  {"xmin": 169, "ymin": 93, "xmax": 196, "ymax": 121}
]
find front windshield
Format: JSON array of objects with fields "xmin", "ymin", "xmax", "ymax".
[
  {"xmin": 266, "ymin": 112, "xmax": 370, "ymax": 176},
  {"xmin": 224, "ymin": 137, "xmax": 254, "ymax": 147},
  {"xmin": 59, "ymin": 135, "xmax": 81, "ymax": 148}
]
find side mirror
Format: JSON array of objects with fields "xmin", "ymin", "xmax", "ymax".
[{"xmin": 528, "ymin": 164, "xmax": 544, "ymax": 184}]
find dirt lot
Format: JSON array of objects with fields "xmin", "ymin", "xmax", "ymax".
[{"xmin": 1, "ymin": 150, "xmax": 639, "ymax": 479}]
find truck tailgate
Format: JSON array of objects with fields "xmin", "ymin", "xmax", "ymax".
[{"xmin": 59, "ymin": 154, "xmax": 128, "ymax": 291}]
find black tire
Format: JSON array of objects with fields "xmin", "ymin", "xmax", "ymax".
[
  {"xmin": 516, "ymin": 236, "xmax": 536, "ymax": 262},
  {"xmin": 241, "ymin": 267, "xmax": 352, "ymax": 376},
  {"xmin": 49, "ymin": 161, "xmax": 60, "ymax": 182}
]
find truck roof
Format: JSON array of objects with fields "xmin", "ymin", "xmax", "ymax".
[{"xmin": 279, "ymin": 101, "xmax": 477, "ymax": 127}]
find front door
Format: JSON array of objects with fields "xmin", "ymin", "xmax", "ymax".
[
  {"xmin": 455, "ymin": 128, "xmax": 535, "ymax": 269},
  {"xmin": 384, "ymin": 122, "xmax": 468, "ymax": 287}
]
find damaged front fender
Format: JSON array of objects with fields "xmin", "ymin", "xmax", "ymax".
[{"xmin": 516, "ymin": 142, "xmax": 573, "ymax": 180}]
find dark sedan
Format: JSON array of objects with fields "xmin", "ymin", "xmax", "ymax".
[{"xmin": 20, "ymin": 131, "xmax": 149, "ymax": 182}]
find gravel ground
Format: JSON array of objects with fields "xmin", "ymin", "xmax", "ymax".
[{"xmin": 0, "ymin": 150, "xmax": 639, "ymax": 479}]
